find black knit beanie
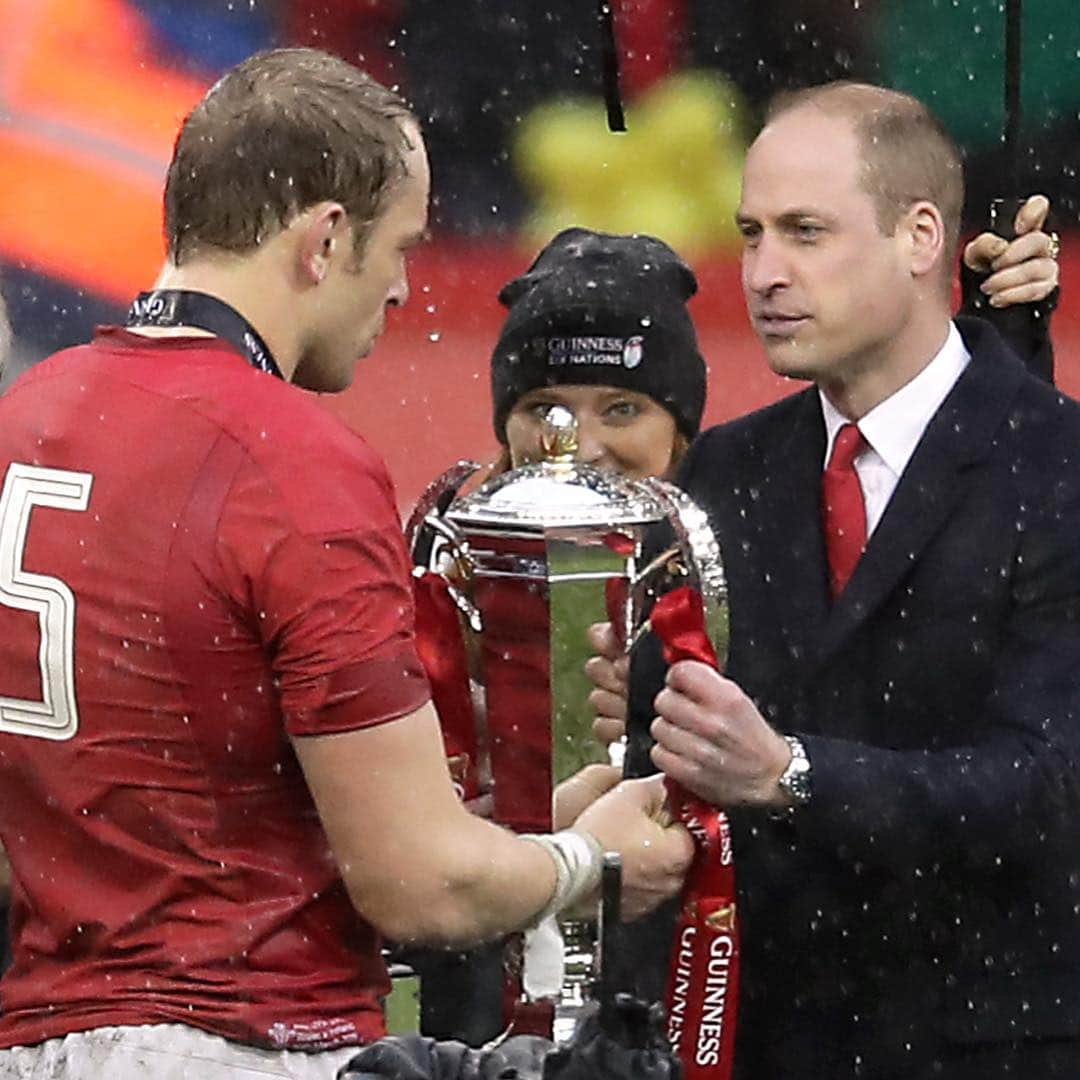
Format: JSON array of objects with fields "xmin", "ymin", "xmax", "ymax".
[{"xmin": 491, "ymin": 228, "xmax": 707, "ymax": 443}]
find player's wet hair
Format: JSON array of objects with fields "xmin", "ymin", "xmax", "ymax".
[
  {"xmin": 766, "ymin": 81, "xmax": 964, "ymax": 279},
  {"xmin": 165, "ymin": 48, "xmax": 415, "ymax": 266}
]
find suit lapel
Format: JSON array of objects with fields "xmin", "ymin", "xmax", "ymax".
[
  {"xmin": 814, "ymin": 319, "xmax": 1028, "ymax": 669},
  {"xmin": 748, "ymin": 390, "xmax": 831, "ymax": 669}
]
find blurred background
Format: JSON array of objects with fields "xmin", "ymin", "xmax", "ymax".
[{"xmin": 2, "ymin": 0, "xmax": 1077, "ymax": 510}]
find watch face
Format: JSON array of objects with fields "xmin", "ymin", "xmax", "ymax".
[
  {"xmin": 785, "ymin": 763, "xmax": 811, "ymax": 803},
  {"xmin": 780, "ymin": 739, "xmax": 811, "ymax": 805}
]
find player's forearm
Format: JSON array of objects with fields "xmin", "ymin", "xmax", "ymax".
[
  {"xmin": 355, "ymin": 810, "xmax": 558, "ymax": 947},
  {"xmin": 292, "ymin": 708, "xmax": 566, "ymax": 947}
]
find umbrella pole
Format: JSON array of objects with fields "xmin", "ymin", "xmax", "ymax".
[
  {"xmin": 598, "ymin": 0, "xmax": 627, "ymax": 132},
  {"xmin": 597, "ymin": 853, "xmax": 625, "ymax": 1036},
  {"xmin": 1003, "ymin": 0, "xmax": 1023, "ymax": 197},
  {"xmin": 991, "ymin": 0, "xmax": 1024, "ymax": 236}
]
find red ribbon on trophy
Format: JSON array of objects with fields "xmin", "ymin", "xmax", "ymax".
[
  {"xmin": 411, "ymin": 569, "xmax": 481, "ymax": 801},
  {"xmin": 650, "ymin": 585, "xmax": 740, "ymax": 1080}
]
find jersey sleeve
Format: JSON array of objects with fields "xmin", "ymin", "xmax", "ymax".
[{"xmin": 216, "ymin": 438, "xmax": 430, "ymax": 737}]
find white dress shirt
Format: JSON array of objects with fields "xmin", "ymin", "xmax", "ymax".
[{"xmin": 820, "ymin": 322, "xmax": 971, "ymax": 536}]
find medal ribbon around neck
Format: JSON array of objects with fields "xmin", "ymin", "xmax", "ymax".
[{"xmin": 126, "ymin": 290, "xmax": 284, "ymax": 380}]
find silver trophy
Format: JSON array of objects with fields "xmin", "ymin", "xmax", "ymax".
[{"xmin": 406, "ymin": 406, "xmax": 728, "ymax": 1040}]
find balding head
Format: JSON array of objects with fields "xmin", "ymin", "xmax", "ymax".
[{"xmin": 766, "ymin": 82, "xmax": 964, "ymax": 277}]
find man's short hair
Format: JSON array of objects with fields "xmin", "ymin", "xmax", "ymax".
[
  {"xmin": 767, "ymin": 81, "xmax": 965, "ymax": 272},
  {"xmin": 165, "ymin": 48, "xmax": 415, "ymax": 265}
]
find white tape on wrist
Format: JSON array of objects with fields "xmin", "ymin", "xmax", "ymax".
[{"xmin": 520, "ymin": 829, "xmax": 604, "ymax": 926}]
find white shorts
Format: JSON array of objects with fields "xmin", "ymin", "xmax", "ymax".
[{"xmin": 0, "ymin": 1023, "xmax": 364, "ymax": 1079}]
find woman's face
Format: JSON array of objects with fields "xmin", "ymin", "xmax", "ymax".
[{"xmin": 504, "ymin": 384, "xmax": 680, "ymax": 480}]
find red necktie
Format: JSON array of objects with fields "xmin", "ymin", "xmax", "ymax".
[{"xmin": 822, "ymin": 423, "xmax": 867, "ymax": 598}]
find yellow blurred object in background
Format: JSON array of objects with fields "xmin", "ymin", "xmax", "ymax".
[{"xmin": 514, "ymin": 70, "xmax": 748, "ymax": 258}]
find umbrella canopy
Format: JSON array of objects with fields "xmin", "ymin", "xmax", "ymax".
[
  {"xmin": 541, "ymin": 995, "xmax": 681, "ymax": 1080},
  {"xmin": 338, "ymin": 1033, "xmax": 553, "ymax": 1080}
]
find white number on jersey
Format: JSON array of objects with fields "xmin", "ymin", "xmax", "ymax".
[{"xmin": 0, "ymin": 463, "xmax": 94, "ymax": 740}]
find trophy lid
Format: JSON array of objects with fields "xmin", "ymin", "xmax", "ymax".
[{"xmin": 446, "ymin": 407, "xmax": 669, "ymax": 531}]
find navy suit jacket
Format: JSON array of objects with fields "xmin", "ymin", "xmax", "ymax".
[{"xmin": 628, "ymin": 318, "xmax": 1080, "ymax": 1077}]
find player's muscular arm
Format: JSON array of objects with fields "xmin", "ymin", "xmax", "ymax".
[
  {"xmin": 294, "ymin": 703, "xmax": 554, "ymax": 945},
  {"xmin": 293, "ymin": 702, "xmax": 690, "ymax": 947}
]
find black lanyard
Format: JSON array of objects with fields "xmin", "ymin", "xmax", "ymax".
[{"xmin": 125, "ymin": 290, "xmax": 284, "ymax": 381}]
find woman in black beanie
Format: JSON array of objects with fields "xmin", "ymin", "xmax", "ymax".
[{"xmin": 490, "ymin": 227, "xmax": 705, "ymax": 481}]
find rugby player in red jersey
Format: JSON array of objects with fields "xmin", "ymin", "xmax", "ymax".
[{"xmin": 0, "ymin": 48, "xmax": 692, "ymax": 1079}]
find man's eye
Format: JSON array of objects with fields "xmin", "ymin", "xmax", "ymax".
[
  {"xmin": 605, "ymin": 401, "xmax": 640, "ymax": 421},
  {"xmin": 528, "ymin": 402, "xmax": 559, "ymax": 419},
  {"xmin": 796, "ymin": 224, "xmax": 823, "ymax": 242}
]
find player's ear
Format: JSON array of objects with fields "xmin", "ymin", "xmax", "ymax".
[{"xmin": 297, "ymin": 202, "xmax": 347, "ymax": 286}]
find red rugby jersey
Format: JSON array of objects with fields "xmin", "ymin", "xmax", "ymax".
[{"xmin": 0, "ymin": 329, "xmax": 429, "ymax": 1050}]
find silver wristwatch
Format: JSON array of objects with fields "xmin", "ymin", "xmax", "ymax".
[{"xmin": 777, "ymin": 735, "xmax": 812, "ymax": 807}]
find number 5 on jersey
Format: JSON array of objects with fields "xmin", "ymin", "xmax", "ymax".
[{"xmin": 0, "ymin": 463, "xmax": 94, "ymax": 740}]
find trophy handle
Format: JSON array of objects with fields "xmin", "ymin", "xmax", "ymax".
[
  {"xmin": 405, "ymin": 460, "xmax": 483, "ymax": 564},
  {"xmin": 637, "ymin": 477, "xmax": 730, "ymax": 671}
]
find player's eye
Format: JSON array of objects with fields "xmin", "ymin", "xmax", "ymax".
[{"xmin": 737, "ymin": 222, "xmax": 761, "ymax": 246}]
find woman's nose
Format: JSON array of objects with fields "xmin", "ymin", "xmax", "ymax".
[{"xmin": 574, "ymin": 418, "xmax": 609, "ymax": 466}]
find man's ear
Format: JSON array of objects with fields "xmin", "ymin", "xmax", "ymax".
[
  {"xmin": 296, "ymin": 202, "xmax": 347, "ymax": 285},
  {"xmin": 905, "ymin": 200, "xmax": 947, "ymax": 280}
]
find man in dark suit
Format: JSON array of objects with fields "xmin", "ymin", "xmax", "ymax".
[{"xmin": 598, "ymin": 81, "xmax": 1080, "ymax": 1078}]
